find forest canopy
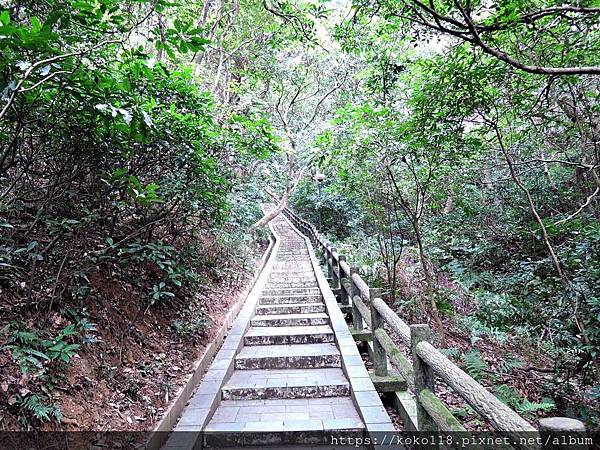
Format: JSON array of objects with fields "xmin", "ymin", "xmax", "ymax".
[{"xmin": 0, "ymin": 0, "xmax": 599, "ymax": 432}]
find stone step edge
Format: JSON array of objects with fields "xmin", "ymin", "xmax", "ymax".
[
  {"xmin": 220, "ymin": 381, "xmax": 350, "ymax": 400},
  {"xmin": 204, "ymin": 419, "xmax": 365, "ymax": 447},
  {"xmin": 259, "ymin": 297, "xmax": 324, "ymax": 305},
  {"xmin": 234, "ymin": 355, "xmax": 341, "ymax": 370},
  {"xmin": 243, "ymin": 326, "xmax": 334, "ymax": 345},
  {"xmin": 244, "ymin": 325, "xmax": 334, "ymax": 336},
  {"xmin": 250, "ymin": 316, "xmax": 330, "ymax": 327},
  {"xmin": 255, "ymin": 303, "xmax": 326, "ymax": 314},
  {"xmin": 243, "ymin": 333, "xmax": 334, "ymax": 346}
]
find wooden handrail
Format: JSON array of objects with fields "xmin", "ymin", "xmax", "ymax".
[
  {"xmin": 351, "ymin": 272, "xmax": 371, "ymax": 300},
  {"xmin": 416, "ymin": 340, "xmax": 537, "ymax": 435},
  {"xmin": 418, "ymin": 389, "xmax": 466, "ymax": 432},
  {"xmin": 372, "ymin": 297, "xmax": 411, "ymax": 345},
  {"xmin": 339, "ymin": 259, "xmax": 351, "ymax": 277},
  {"xmin": 374, "ymin": 328, "xmax": 414, "ymax": 390},
  {"xmin": 282, "ymin": 207, "xmax": 586, "ymax": 448},
  {"xmin": 352, "ymin": 294, "xmax": 371, "ymax": 325}
]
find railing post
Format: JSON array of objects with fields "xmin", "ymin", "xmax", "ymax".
[
  {"xmin": 370, "ymin": 288, "xmax": 387, "ymax": 377},
  {"xmin": 338, "ymin": 256, "xmax": 349, "ymax": 305},
  {"xmin": 350, "ymin": 267, "xmax": 362, "ymax": 331},
  {"xmin": 539, "ymin": 418, "xmax": 587, "ymax": 450},
  {"xmin": 325, "ymin": 243, "xmax": 333, "ymax": 279},
  {"xmin": 331, "ymin": 247, "xmax": 339, "ymax": 288},
  {"xmin": 411, "ymin": 324, "xmax": 438, "ymax": 434}
]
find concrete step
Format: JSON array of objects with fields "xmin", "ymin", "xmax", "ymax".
[
  {"xmin": 272, "ymin": 263, "xmax": 312, "ymax": 267},
  {"xmin": 265, "ymin": 284, "xmax": 318, "ymax": 290},
  {"xmin": 266, "ymin": 281, "xmax": 318, "ymax": 287},
  {"xmin": 268, "ymin": 277, "xmax": 317, "ymax": 283},
  {"xmin": 272, "ymin": 268, "xmax": 313, "ymax": 271},
  {"xmin": 259, "ymin": 294, "xmax": 323, "ymax": 305},
  {"xmin": 271, "ymin": 272, "xmax": 314, "ymax": 276},
  {"xmin": 272, "ymin": 259, "xmax": 312, "ymax": 262},
  {"xmin": 270, "ymin": 267, "xmax": 312, "ymax": 271},
  {"xmin": 251, "ymin": 313, "xmax": 329, "ymax": 327},
  {"xmin": 270, "ymin": 273, "xmax": 314, "ymax": 278},
  {"xmin": 262, "ymin": 287, "xmax": 321, "ymax": 296},
  {"xmin": 204, "ymin": 397, "xmax": 364, "ymax": 447},
  {"xmin": 266, "ymin": 281, "xmax": 319, "ymax": 288},
  {"xmin": 234, "ymin": 343, "xmax": 340, "ymax": 370},
  {"xmin": 244, "ymin": 325, "xmax": 334, "ymax": 345},
  {"xmin": 221, "ymin": 368, "xmax": 350, "ymax": 400},
  {"xmin": 256, "ymin": 303, "xmax": 326, "ymax": 315}
]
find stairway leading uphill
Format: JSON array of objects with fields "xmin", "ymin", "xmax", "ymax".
[
  {"xmin": 203, "ymin": 216, "xmax": 365, "ymax": 447},
  {"xmin": 163, "ymin": 213, "xmax": 395, "ymax": 449}
]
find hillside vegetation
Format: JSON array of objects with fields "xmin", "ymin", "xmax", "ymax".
[{"xmin": 1, "ymin": 0, "xmax": 599, "ymax": 431}]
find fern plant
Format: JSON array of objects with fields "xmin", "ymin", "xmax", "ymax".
[
  {"xmin": 498, "ymin": 355, "xmax": 525, "ymax": 374},
  {"xmin": 493, "ymin": 384, "xmax": 555, "ymax": 417},
  {"xmin": 6, "ymin": 323, "xmax": 83, "ymax": 370},
  {"xmin": 4, "ymin": 320, "xmax": 97, "ymax": 424},
  {"xmin": 463, "ymin": 349, "xmax": 488, "ymax": 381},
  {"xmin": 440, "ymin": 347, "xmax": 460, "ymax": 359},
  {"xmin": 18, "ymin": 393, "xmax": 62, "ymax": 423},
  {"xmin": 6, "ymin": 329, "xmax": 49, "ymax": 373},
  {"xmin": 518, "ymin": 398, "xmax": 556, "ymax": 415},
  {"xmin": 494, "ymin": 383, "xmax": 520, "ymax": 406}
]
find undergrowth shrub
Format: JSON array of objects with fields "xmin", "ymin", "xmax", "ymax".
[
  {"xmin": 0, "ymin": 0, "xmax": 277, "ymax": 428},
  {"xmin": 3, "ymin": 314, "xmax": 97, "ymax": 425}
]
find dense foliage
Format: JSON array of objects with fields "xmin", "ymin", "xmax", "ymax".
[
  {"xmin": 0, "ymin": 0, "xmax": 282, "ymax": 426},
  {"xmin": 1, "ymin": 0, "xmax": 599, "ymax": 432},
  {"xmin": 290, "ymin": 0, "xmax": 600, "ymax": 426}
]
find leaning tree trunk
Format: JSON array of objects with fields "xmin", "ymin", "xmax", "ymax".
[
  {"xmin": 251, "ymin": 190, "xmax": 291, "ymax": 230},
  {"xmin": 251, "ymin": 166, "xmax": 306, "ymax": 231}
]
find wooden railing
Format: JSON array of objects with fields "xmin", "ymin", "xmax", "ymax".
[{"xmin": 283, "ymin": 207, "xmax": 588, "ymax": 450}]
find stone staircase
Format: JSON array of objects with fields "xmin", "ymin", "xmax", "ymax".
[
  {"xmin": 163, "ymin": 213, "xmax": 394, "ymax": 449},
  {"xmin": 203, "ymin": 220, "xmax": 364, "ymax": 447}
]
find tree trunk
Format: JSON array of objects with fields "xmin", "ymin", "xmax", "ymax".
[
  {"xmin": 414, "ymin": 221, "xmax": 445, "ymax": 345},
  {"xmin": 251, "ymin": 191, "xmax": 291, "ymax": 230},
  {"xmin": 443, "ymin": 196, "xmax": 454, "ymax": 214},
  {"xmin": 251, "ymin": 166, "xmax": 306, "ymax": 230}
]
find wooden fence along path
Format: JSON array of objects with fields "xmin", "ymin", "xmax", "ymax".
[
  {"xmin": 282, "ymin": 208, "xmax": 588, "ymax": 450},
  {"xmin": 162, "ymin": 207, "xmax": 588, "ymax": 449}
]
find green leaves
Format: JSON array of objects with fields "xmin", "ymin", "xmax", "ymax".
[
  {"xmin": 127, "ymin": 175, "xmax": 163, "ymax": 206},
  {"xmin": 0, "ymin": 8, "xmax": 58, "ymax": 55},
  {"xmin": 494, "ymin": 384, "xmax": 556, "ymax": 417},
  {"xmin": 0, "ymin": 10, "xmax": 10, "ymax": 26},
  {"xmin": 228, "ymin": 113, "xmax": 278, "ymax": 160},
  {"xmin": 463, "ymin": 349, "xmax": 488, "ymax": 381},
  {"xmin": 19, "ymin": 393, "xmax": 62, "ymax": 423},
  {"xmin": 46, "ymin": 341, "xmax": 81, "ymax": 362},
  {"xmin": 151, "ymin": 281, "xmax": 175, "ymax": 304},
  {"xmin": 5, "ymin": 322, "xmax": 90, "ymax": 376},
  {"xmin": 155, "ymin": 20, "xmax": 210, "ymax": 58}
]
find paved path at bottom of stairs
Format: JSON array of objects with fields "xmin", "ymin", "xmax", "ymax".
[{"xmin": 164, "ymin": 214, "xmax": 393, "ymax": 449}]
